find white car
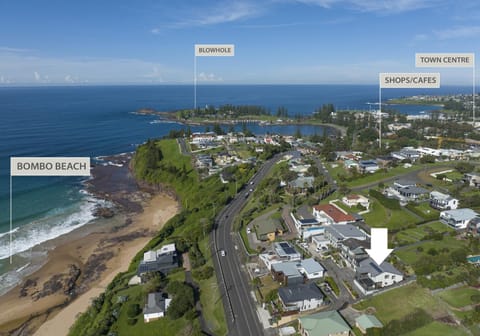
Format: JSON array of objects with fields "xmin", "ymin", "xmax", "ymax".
[
  {"xmin": 246, "ymin": 228, "xmax": 251, "ymax": 234},
  {"xmin": 220, "ymin": 250, "xmax": 226, "ymax": 256}
]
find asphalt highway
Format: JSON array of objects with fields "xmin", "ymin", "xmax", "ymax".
[{"xmin": 211, "ymin": 153, "xmax": 289, "ymax": 336}]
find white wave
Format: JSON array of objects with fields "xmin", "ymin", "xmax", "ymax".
[
  {"xmin": 16, "ymin": 262, "xmax": 30, "ymax": 273},
  {"xmin": 107, "ymin": 161, "xmax": 123, "ymax": 167},
  {"xmin": 0, "ymin": 198, "xmax": 101, "ymax": 260},
  {"xmin": 0, "ymin": 227, "xmax": 19, "ymax": 239}
]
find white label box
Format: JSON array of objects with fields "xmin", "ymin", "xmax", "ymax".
[
  {"xmin": 11, "ymin": 157, "xmax": 91, "ymax": 176},
  {"xmin": 416, "ymin": 53, "xmax": 474, "ymax": 68},
  {"xmin": 195, "ymin": 44, "xmax": 235, "ymax": 57},
  {"xmin": 379, "ymin": 73, "xmax": 440, "ymax": 88}
]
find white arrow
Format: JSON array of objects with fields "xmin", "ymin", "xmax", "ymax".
[{"xmin": 366, "ymin": 228, "xmax": 393, "ymax": 265}]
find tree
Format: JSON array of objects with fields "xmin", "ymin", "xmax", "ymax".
[
  {"xmin": 212, "ymin": 123, "xmax": 225, "ymax": 135},
  {"xmin": 127, "ymin": 303, "xmax": 141, "ymax": 318}
]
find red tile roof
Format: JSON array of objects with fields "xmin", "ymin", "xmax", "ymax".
[{"xmin": 313, "ymin": 204, "xmax": 355, "ymax": 223}]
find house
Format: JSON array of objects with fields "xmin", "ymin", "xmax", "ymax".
[
  {"xmin": 260, "ymin": 241, "xmax": 301, "ymax": 270},
  {"xmin": 137, "ymin": 243, "xmax": 178, "ymax": 276},
  {"xmin": 190, "ymin": 132, "xmax": 216, "ymax": 145},
  {"xmin": 278, "ymin": 282, "xmax": 324, "ymax": 313},
  {"xmin": 324, "ymin": 225, "xmax": 367, "ymax": 248},
  {"xmin": 272, "ymin": 258, "xmax": 325, "ymax": 285},
  {"xmin": 468, "ymin": 217, "xmax": 480, "ymax": 236},
  {"xmin": 312, "ymin": 204, "xmax": 355, "ymax": 225},
  {"xmin": 143, "ymin": 292, "xmax": 171, "ymax": 322},
  {"xmin": 393, "ymin": 179, "xmax": 416, "ymax": 189},
  {"xmin": 195, "ymin": 154, "xmax": 213, "ymax": 168},
  {"xmin": 298, "ymin": 310, "xmax": 352, "ymax": 336},
  {"xmin": 358, "ymin": 160, "xmax": 380, "ymax": 174},
  {"xmin": 385, "ymin": 180, "xmax": 428, "ymax": 203},
  {"xmin": 464, "ymin": 173, "xmax": 480, "ymax": 187},
  {"xmin": 440, "ymin": 208, "xmax": 480, "ymax": 229},
  {"xmin": 342, "ymin": 194, "xmax": 370, "ymax": 210},
  {"xmin": 291, "ymin": 206, "xmax": 323, "ymax": 239},
  {"xmin": 343, "ymin": 159, "xmax": 359, "ymax": 170},
  {"xmin": 298, "ymin": 258, "xmax": 325, "ymax": 280},
  {"xmin": 312, "ymin": 235, "xmax": 330, "ymax": 250},
  {"xmin": 254, "ymin": 216, "xmax": 284, "ymax": 241},
  {"xmin": 391, "ymin": 149, "xmax": 421, "ymax": 161},
  {"xmin": 355, "ymin": 258, "xmax": 403, "ymax": 294},
  {"xmin": 339, "ymin": 238, "xmax": 370, "ymax": 270},
  {"xmin": 355, "ymin": 314, "xmax": 383, "ymax": 334},
  {"xmin": 288, "ymin": 176, "xmax": 315, "ymax": 194},
  {"xmin": 272, "ymin": 262, "xmax": 305, "ymax": 286},
  {"xmin": 429, "ymin": 191, "xmax": 459, "ymax": 210},
  {"xmin": 376, "ymin": 156, "xmax": 396, "ymax": 169},
  {"xmin": 395, "ymin": 185, "xmax": 428, "ymax": 201}
]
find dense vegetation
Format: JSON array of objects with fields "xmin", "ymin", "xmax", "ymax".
[{"xmin": 69, "ymin": 139, "xmax": 257, "ymax": 336}]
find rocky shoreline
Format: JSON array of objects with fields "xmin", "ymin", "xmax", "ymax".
[{"xmin": 0, "ymin": 152, "xmax": 180, "ymax": 336}]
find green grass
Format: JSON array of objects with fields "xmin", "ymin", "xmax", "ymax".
[
  {"xmin": 403, "ymin": 321, "xmax": 468, "ymax": 336},
  {"xmin": 353, "ymin": 283, "xmax": 447, "ymax": 324},
  {"xmin": 436, "ymin": 286, "xmax": 480, "ymax": 308},
  {"xmin": 407, "ymin": 202, "xmax": 440, "ymax": 220},
  {"xmin": 395, "ymin": 235, "xmax": 467, "ymax": 265},
  {"xmin": 395, "ymin": 222, "xmax": 454, "ymax": 245},
  {"xmin": 110, "ymin": 285, "xmax": 197, "ymax": 336},
  {"xmin": 258, "ymin": 275, "xmax": 280, "ymax": 300},
  {"xmin": 362, "ymin": 200, "xmax": 420, "ymax": 231},
  {"xmin": 197, "ymin": 238, "xmax": 227, "ymax": 336}
]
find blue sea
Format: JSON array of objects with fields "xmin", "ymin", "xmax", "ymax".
[{"xmin": 0, "ymin": 84, "xmax": 471, "ymax": 293}]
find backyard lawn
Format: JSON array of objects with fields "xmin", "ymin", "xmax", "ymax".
[
  {"xmin": 353, "ymin": 283, "xmax": 446, "ymax": 323},
  {"xmin": 436, "ymin": 286, "xmax": 480, "ymax": 309},
  {"xmin": 362, "ymin": 200, "xmax": 421, "ymax": 231},
  {"xmin": 395, "ymin": 235, "xmax": 467, "ymax": 265},
  {"xmin": 395, "ymin": 221, "xmax": 454, "ymax": 245},
  {"xmin": 403, "ymin": 321, "xmax": 468, "ymax": 336}
]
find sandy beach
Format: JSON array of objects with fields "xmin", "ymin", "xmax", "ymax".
[{"xmin": 0, "ymin": 193, "xmax": 179, "ymax": 336}]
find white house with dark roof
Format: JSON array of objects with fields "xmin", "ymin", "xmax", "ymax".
[
  {"xmin": 440, "ymin": 208, "xmax": 479, "ymax": 229},
  {"xmin": 278, "ymin": 282, "xmax": 324, "ymax": 313},
  {"xmin": 339, "ymin": 238, "xmax": 370, "ymax": 270},
  {"xmin": 138, "ymin": 243, "xmax": 178, "ymax": 276},
  {"xmin": 143, "ymin": 292, "xmax": 171, "ymax": 322},
  {"xmin": 429, "ymin": 191, "xmax": 458, "ymax": 210},
  {"xmin": 354, "ymin": 258, "xmax": 403, "ymax": 294}
]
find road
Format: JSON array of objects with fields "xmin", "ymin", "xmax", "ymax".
[{"xmin": 211, "ymin": 153, "xmax": 289, "ymax": 336}]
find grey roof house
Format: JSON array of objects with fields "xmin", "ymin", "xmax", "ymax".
[{"xmin": 278, "ymin": 282, "xmax": 324, "ymax": 313}]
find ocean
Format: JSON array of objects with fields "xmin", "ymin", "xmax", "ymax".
[{"xmin": 0, "ymin": 84, "xmax": 471, "ymax": 293}]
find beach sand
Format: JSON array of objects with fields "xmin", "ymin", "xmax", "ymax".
[{"xmin": 0, "ymin": 194, "xmax": 178, "ymax": 336}]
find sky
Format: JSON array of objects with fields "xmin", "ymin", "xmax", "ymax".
[{"xmin": 0, "ymin": 0, "xmax": 479, "ymax": 85}]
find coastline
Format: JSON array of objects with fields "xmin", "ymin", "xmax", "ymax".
[{"xmin": 0, "ymin": 157, "xmax": 180, "ymax": 336}]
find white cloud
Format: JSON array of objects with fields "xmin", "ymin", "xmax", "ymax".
[
  {"xmin": 0, "ymin": 52, "xmax": 186, "ymax": 84},
  {"xmin": 292, "ymin": 0, "xmax": 440, "ymax": 13},
  {"xmin": 433, "ymin": 26, "xmax": 480, "ymax": 39},
  {"xmin": 197, "ymin": 72, "xmax": 223, "ymax": 82},
  {"xmin": 0, "ymin": 46, "xmax": 32, "ymax": 53},
  {"xmin": 0, "ymin": 75, "xmax": 11, "ymax": 84},
  {"xmin": 143, "ymin": 66, "xmax": 164, "ymax": 81},
  {"xmin": 151, "ymin": 0, "xmax": 263, "ymax": 31}
]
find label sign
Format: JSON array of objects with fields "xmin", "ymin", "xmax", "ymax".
[
  {"xmin": 11, "ymin": 157, "xmax": 90, "ymax": 176},
  {"xmin": 416, "ymin": 53, "xmax": 474, "ymax": 68},
  {"xmin": 195, "ymin": 44, "xmax": 235, "ymax": 57},
  {"xmin": 379, "ymin": 73, "xmax": 440, "ymax": 88}
]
